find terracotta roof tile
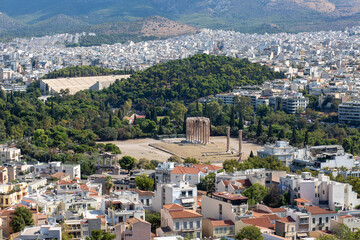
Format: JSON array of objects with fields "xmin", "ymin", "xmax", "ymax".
[
  {"xmin": 278, "ymin": 216, "xmax": 296, "ymax": 223},
  {"xmin": 169, "ymin": 210, "xmax": 202, "ymax": 219},
  {"xmin": 268, "ymin": 207, "xmax": 286, "ymax": 213},
  {"xmin": 210, "ymin": 219, "xmax": 234, "ymax": 227},
  {"xmin": 163, "ymin": 204, "xmax": 184, "ymax": 211},
  {"xmin": 193, "ymin": 164, "xmax": 222, "ymax": 171},
  {"xmin": 235, "ymin": 179, "xmax": 252, "ymax": 188},
  {"xmin": 171, "ymin": 166, "xmax": 204, "ymax": 175},
  {"xmin": 126, "ymin": 217, "xmax": 150, "ymax": 224},
  {"xmin": 242, "ymin": 217, "xmax": 274, "ymax": 229},
  {"xmin": 305, "ymin": 206, "xmax": 337, "ymax": 215}
]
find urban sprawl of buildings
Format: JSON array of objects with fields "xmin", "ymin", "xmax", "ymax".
[
  {"xmin": 2, "ymin": 26, "xmax": 360, "ymax": 240},
  {"xmin": 0, "ymin": 140, "xmax": 358, "ymax": 240},
  {"xmin": 2, "ymin": 27, "xmax": 360, "ymax": 122}
]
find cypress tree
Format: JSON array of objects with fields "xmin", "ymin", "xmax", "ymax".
[
  {"xmin": 183, "ymin": 114, "xmax": 187, "ymax": 134},
  {"xmin": 256, "ymin": 120, "xmax": 263, "ymax": 137},
  {"xmin": 118, "ymin": 109, "xmax": 123, "ymax": 120},
  {"xmin": 109, "ymin": 113, "xmax": 113, "ymax": 127},
  {"xmin": 291, "ymin": 127, "xmax": 298, "ymax": 145},
  {"xmin": 268, "ymin": 124, "xmax": 273, "ymax": 139},
  {"xmin": 278, "ymin": 129, "xmax": 285, "ymax": 140},
  {"xmin": 230, "ymin": 105, "xmax": 235, "ymax": 128},
  {"xmin": 238, "ymin": 113, "xmax": 244, "ymax": 130},
  {"xmin": 249, "ymin": 151, "xmax": 254, "ymax": 158},
  {"xmin": 304, "ymin": 131, "xmax": 309, "ymax": 146}
]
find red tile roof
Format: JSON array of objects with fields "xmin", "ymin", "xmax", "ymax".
[
  {"xmin": 171, "ymin": 166, "xmax": 205, "ymax": 175},
  {"xmin": 193, "ymin": 164, "xmax": 222, "ymax": 171},
  {"xmin": 163, "ymin": 204, "xmax": 184, "ymax": 211},
  {"xmin": 235, "ymin": 179, "xmax": 252, "ymax": 188},
  {"xmin": 268, "ymin": 207, "xmax": 286, "ymax": 213},
  {"xmin": 305, "ymin": 206, "xmax": 337, "ymax": 215},
  {"xmin": 169, "ymin": 210, "xmax": 202, "ymax": 219},
  {"xmin": 242, "ymin": 217, "xmax": 274, "ymax": 229},
  {"xmin": 212, "ymin": 192, "xmax": 248, "ymax": 201},
  {"xmin": 278, "ymin": 216, "xmax": 296, "ymax": 223},
  {"xmin": 210, "ymin": 219, "xmax": 234, "ymax": 227}
]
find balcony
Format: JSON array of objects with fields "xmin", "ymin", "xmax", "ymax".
[{"xmin": 318, "ymin": 223, "xmax": 325, "ymax": 227}]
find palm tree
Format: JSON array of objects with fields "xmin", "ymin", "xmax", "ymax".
[{"xmin": 105, "ymin": 176, "xmax": 114, "ymax": 194}]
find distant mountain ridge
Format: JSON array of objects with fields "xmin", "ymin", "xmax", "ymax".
[{"xmin": 2, "ymin": 0, "xmax": 360, "ymax": 37}]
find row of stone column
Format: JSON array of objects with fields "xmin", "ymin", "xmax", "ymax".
[{"xmin": 186, "ymin": 117, "xmax": 210, "ymax": 145}]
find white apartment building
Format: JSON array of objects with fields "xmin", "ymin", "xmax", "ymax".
[
  {"xmin": 20, "ymin": 226, "xmax": 61, "ymax": 240},
  {"xmin": 34, "ymin": 162, "xmax": 81, "ymax": 179},
  {"xmin": 339, "ymin": 101, "xmax": 360, "ymax": 124},
  {"xmin": 155, "ymin": 162, "xmax": 175, "ymax": 184},
  {"xmin": 0, "ymin": 147, "xmax": 21, "ymax": 163},
  {"xmin": 280, "ymin": 172, "xmax": 360, "ymax": 211},
  {"xmin": 103, "ymin": 191, "xmax": 145, "ymax": 225},
  {"xmin": 153, "ymin": 181, "xmax": 197, "ymax": 212},
  {"xmin": 257, "ymin": 141, "xmax": 296, "ymax": 166},
  {"xmin": 201, "ymin": 192, "xmax": 250, "ymax": 222},
  {"xmin": 270, "ymin": 93, "xmax": 309, "ymax": 114}
]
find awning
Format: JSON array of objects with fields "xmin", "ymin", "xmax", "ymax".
[
  {"xmin": 297, "ymin": 233, "xmax": 308, "ymax": 237},
  {"xmin": 181, "ymin": 198, "xmax": 195, "ymax": 204}
]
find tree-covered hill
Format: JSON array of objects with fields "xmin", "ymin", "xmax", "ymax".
[
  {"xmin": 104, "ymin": 54, "xmax": 284, "ymax": 108},
  {"xmin": 42, "ymin": 66, "xmax": 134, "ymax": 79}
]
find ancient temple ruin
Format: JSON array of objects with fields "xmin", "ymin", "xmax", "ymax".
[{"xmin": 186, "ymin": 117, "xmax": 210, "ymax": 144}]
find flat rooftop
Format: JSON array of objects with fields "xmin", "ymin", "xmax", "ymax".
[{"xmin": 41, "ymin": 75, "xmax": 131, "ymax": 94}]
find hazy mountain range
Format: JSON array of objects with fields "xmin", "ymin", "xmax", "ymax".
[{"xmin": 2, "ymin": 0, "xmax": 360, "ymax": 38}]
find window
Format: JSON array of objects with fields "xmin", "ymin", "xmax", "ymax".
[
  {"xmin": 188, "ymin": 176, "xmax": 192, "ymax": 180},
  {"xmin": 175, "ymin": 222, "xmax": 179, "ymax": 230},
  {"xmin": 183, "ymin": 222, "xmax": 187, "ymax": 229},
  {"xmin": 326, "ymin": 227, "xmax": 329, "ymax": 230},
  {"xmin": 181, "ymin": 191, "xmax": 186, "ymax": 197},
  {"xmin": 215, "ymin": 228, "xmax": 219, "ymax": 234},
  {"xmin": 83, "ymin": 231, "xmax": 88, "ymax": 236},
  {"xmin": 326, "ymin": 217, "xmax": 329, "ymax": 223},
  {"xmin": 190, "ymin": 221, "xmax": 193, "ymax": 229},
  {"xmin": 197, "ymin": 232, "xmax": 200, "ymax": 238},
  {"xmin": 313, "ymin": 228, "xmax": 316, "ymax": 231},
  {"xmin": 197, "ymin": 221, "xmax": 200, "ymax": 228},
  {"xmin": 188, "ymin": 190, "xmax": 193, "ymax": 196},
  {"xmin": 313, "ymin": 218, "xmax": 315, "ymax": 224},
  {"xmin": 319, "ymin": 217, "xmax": 322, "ymax": 224}
]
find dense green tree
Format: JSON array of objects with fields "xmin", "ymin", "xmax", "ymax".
[
  {"xmin": 243, "ymin": 183, "xmax": 268, "ymax": 205},
  {"xmin": 235, "ymin": 226, "xmax": 264, "ymax": 240},
  {"xmin": 145, "ymin": 211, "xmax": 161, "ymax": 233},
  {"xmin": 11, "ymin": 207, "xmax": 34, "ymax": 233},
  {"xmin": 104, "ymin": 143, "xmax": 121, "ymax": 154},
  {"xmin": 89, "ymin": 230, "xmax": 116, "ymax": 240},
  {"xmin": 168, "ymin": 155, "xmax": 182, "ymax": 164},
  {"xmin": 135, "ymin": 174, "xmax": 154, "ymax": 191},
  {"xmin": 197, "ymin": 172, "xmax": 216, "ymax": 193},
  {"xmin": 119, "ymin": 156, "xmax": 137, "ymax": 173},
  {"xmin": 184, "ymin": 157, "xmax": 199, "ymax": 164}
]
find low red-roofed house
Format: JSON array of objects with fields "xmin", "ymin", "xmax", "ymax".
[
  {"xmin": 257, "ymin": 204, "xmax": 287, "ymax": 218},
  {"xmin": 202, "ymin": 218, "xmax": 235, "ymax": 238},
  {"xmin": 305, "ymin": 205, "xmax": 338, "ymax": 231},
  {"xmin": 330, "ymin": 215, "xmax": 360, "ymax": 232},
  {"xmin": 170, "ymin": 166, "xmax": 206, "ymax": 184},
  {"xmin": 112, "ymin": 217, "xmax": 151, "ymax": 240},
  {"xmin": 235, "ymin": 216, "xmax": 275, "ymax": 234},
  {"xmin": 275, "ymin": 216, "xmax": 296, "ymax": 240},
  {"xmin": 157, "ymin": 204, "xmax": 202, "ymax": 238}
]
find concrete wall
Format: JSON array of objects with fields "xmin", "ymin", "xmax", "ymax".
[{"xmin": 201, "ymin": 195, "xmax": 235, "ymax": 222}]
